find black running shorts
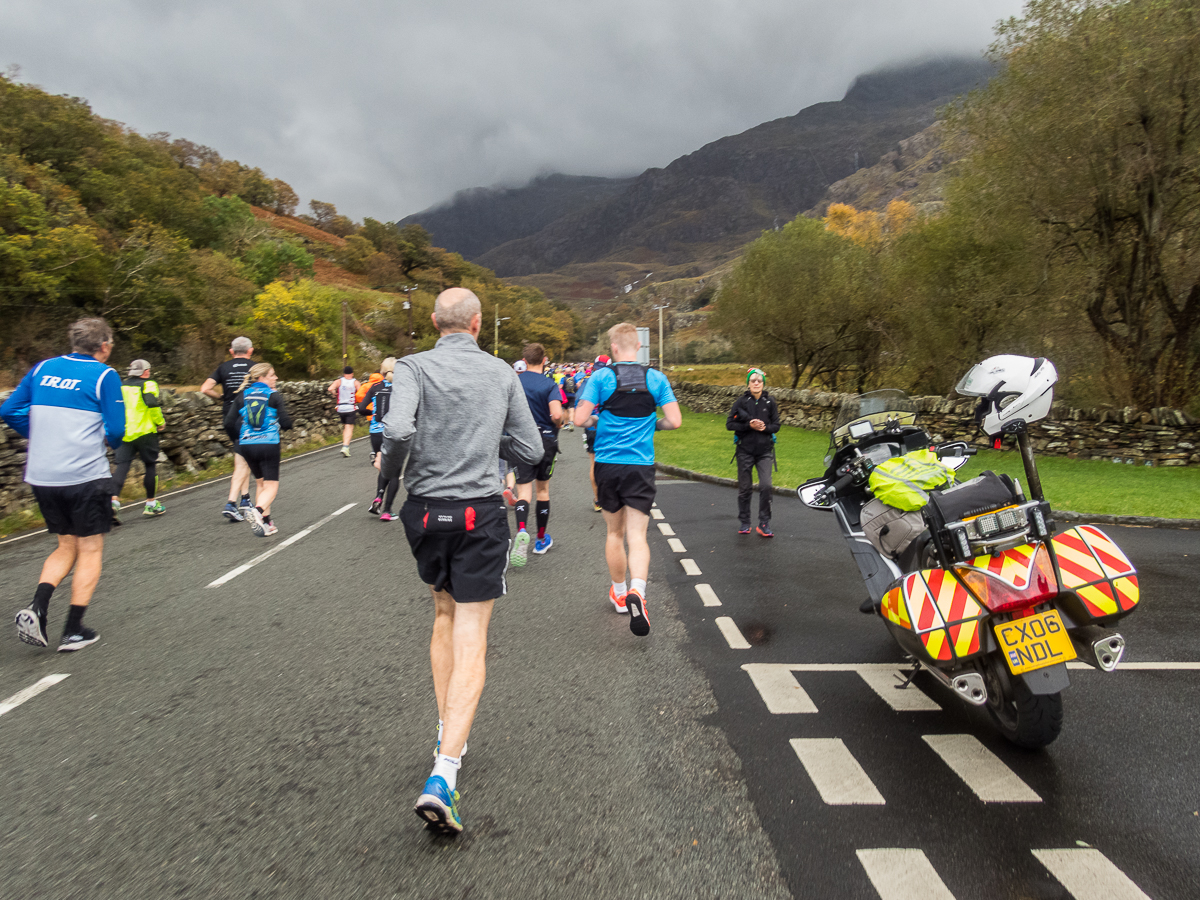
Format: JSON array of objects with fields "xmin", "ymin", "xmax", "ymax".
[
  {"xmin": 515, "ymin": 434, "xmax": 558, "ymax": 484},
  {"xmin": 114, "ymin": 433, "xmax": 160, "ymax": 467},
  {"xmin": 400, "ymin": 496, "xmax": 511, "ymax": 603},
  {"xmin": 33, "ymin": 478, "xmax": 113, "ymax": 537},
  {"xmin": 594, "ymin": 462, "xmax": 657, "ymax": 515},
  {"xmin": 239, "ymin": 443, "xmax": 282, "ymax": 481},
  {"xmin": 338, "ymin": 411, "xmax": 357, "ymax": 426}
]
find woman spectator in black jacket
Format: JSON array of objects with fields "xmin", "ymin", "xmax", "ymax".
[{"xmin": 726, "ymin": 368, "xmax": 780, "ymax": 536}]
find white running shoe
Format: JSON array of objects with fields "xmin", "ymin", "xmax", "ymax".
[{"xmin": 246, "ymin": 506, "xmax": 266, "ymax": 537}]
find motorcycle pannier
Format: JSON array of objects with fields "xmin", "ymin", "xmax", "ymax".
[{"xmin": 861, "ymin": 497, "xmax": 925, "ymax": 560}]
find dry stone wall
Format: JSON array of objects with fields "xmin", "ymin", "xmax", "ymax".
[
  {"xmin": 0, "ymin": 381, "xmax": 346, "ymax": 516},
  {"xmin": 672, "ymin": 381, "xmax": 1200, "ymax": 467}
]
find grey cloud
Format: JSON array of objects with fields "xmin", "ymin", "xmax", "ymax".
[{"xmin": 0, "ymin": 0, "xmax": 1024, "ymax": 221}]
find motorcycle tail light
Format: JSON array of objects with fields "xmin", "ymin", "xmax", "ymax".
[{"xmin": 956, "ymin": 544, "xmax": 1059, "ymax": 614}]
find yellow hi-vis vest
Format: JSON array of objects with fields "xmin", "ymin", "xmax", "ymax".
[
  {"xmin": 868, "ymin": 448, "xmax": 955, "ymax": 512},
  {"xmin": 122, "ymin": 379, "xmax": 166, "ymax": 442}
]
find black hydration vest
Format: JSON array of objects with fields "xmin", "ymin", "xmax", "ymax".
[{"xmin": 603, "ymin": 364, "xmax": 658, "ymax": 418}]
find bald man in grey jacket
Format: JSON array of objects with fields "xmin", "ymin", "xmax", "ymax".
[{"xmin": 377, "ymin": 287, "xmax": 542, "ymax": 836}]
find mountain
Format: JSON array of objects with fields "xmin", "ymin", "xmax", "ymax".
[
  {"xmin": 401, "ymin": 57, "xmax": 994, "ymax": 284},
  {"xmin": 398, "ymin": 173, "xmax": 634, "ymax": 261}
]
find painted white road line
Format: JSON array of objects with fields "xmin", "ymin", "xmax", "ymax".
[
  {"xmin": 657, "ymin": 522, "xmax": 676, "ymax": 536},
  {"xmin": 715, "ymin": 616, "xmax": 751, "ymax": 649},
  {"xmin": 856, "ymin": 667, "xmax": 942, "ymax": 712},
  {"xmin": 207, "ymin": 502, "xmax": 356, "ymax": 587},
  {"xmin": 922, "ymin": 734, "xmax": 1041, "ymax": 803},
  {"xmin": 790, "ymin": 739, "xmax": 885, "ymax": 805},
  {"xmin": 650, "ymin": 508, "xmax": 665, "ymax": 520},
  {"xmin": 857, "ymin": 849, "xmax": 957, "ymax": 900},
  {"xmin": 1066, "ymin": 661, "xmax": 1200, "ymax": 670},
  {"xmin": 680, "ymin": 559, "xmax": 703, "ymax": 576},
  {"xmin": 695, "ymin": 583, "xmax": 722, "ymax": 606},
  {"xmin": 667, "ymin": 538, "xmax": 687, "ymax": 553},
  {"xmin": 1, "ymin": 674, "xmax": 70, "ymax": 718},
  {"xmin": 1033, "ymin": 849, "xmax": 1153, "ymax": 900},
  {"xmin": 742, "ymin": 664, "xmax": 818, "ymax": 713}
]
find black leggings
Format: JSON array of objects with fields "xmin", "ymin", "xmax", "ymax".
[
  {"xmin": 369, "ymin": 432, "xmax": 400, "ymax": 511},
  {"xmin": 112, "ymin": 435, "xmax": 159, "ymax": 500}
]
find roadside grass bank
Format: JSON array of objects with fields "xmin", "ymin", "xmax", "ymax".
[
  {"xmin": 654, "ymin": 406, "xmax": 1200, "ymax": 521},
  {"xmin": 0, "ymin": 423, "xmax": 372, "ymax": 539}
]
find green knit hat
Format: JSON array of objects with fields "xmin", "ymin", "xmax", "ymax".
[{"xmin": 746, "ymin": 367, "xmax": 767, "ymax": 386}]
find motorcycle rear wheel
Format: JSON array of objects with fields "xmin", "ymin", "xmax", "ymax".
[{"xmin": 983, "ymin": 657, "xmax": 1063, "ymax": 749}]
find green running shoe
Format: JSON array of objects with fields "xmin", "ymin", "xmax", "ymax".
[{"xmin": 510, "ymin": 529, "xmax": 530, "ymax": 567}]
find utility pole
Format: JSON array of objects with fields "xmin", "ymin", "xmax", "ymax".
[
  {"xmin": 652, "ymin": 303, "xmax": 669, "ymax": 369},
  {"xmin": 342, "ymin": 300, "xmax": 348, "ymax": 368},
  {"xmin": 494, "ymin": 307, "xmax": 510, "ymax": 357},
  {"xmin": 400, "ymin": 285, "xmax": 416, "ymax": 355}
]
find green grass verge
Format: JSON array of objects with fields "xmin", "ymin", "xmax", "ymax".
[
  {"xmin": 0, "ymin": 424, "xmax": 373, "ymax": 539},
  {"xmin": 654, "ymin": 405, "xmax": 1200, "ymax": 520}
]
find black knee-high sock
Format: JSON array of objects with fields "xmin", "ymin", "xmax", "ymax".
[
  {"xmin": 536, "ymin": 500, "xmax": 550, "ymax": 539},
  {"xmin": 515, "ymin": 500, "xmax": 529, "ymax": 531},
  {"xmin": 65, "ymin": 604, "xmax": 86, "ymax": 632}
]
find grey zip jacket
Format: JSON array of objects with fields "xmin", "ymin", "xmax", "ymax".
[{"xmin": 380, "ymin": 332, "xmax": 543, "ymax": 499}]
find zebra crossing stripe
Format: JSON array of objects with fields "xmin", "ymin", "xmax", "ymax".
[
  {"xmin": 856, "ymin": 849, "xmax": 957, "ymax": 900},
  {"xmin": 1032, "ymin": 849, "xmax": 1153, "ymax": 900},
  {"xmin": 922, "ymin": 734, "xmax": 1041, "ymax": 803},
  {"xmin": 742, "ymin": 664, "xmax": 817, "ymax": 713},
  {"xmin": 791, "ymin": 739, "xmax": 885, "ymax": 805}
]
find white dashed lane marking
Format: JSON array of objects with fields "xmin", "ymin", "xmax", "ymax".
[
  {"xmin": 650, "ymin": 508, "xmax": 665, "ymax": 519},
  {"xmin": 715, "ymin": 616, "xmax": 751, "ymax": 649},
  {"xmin": 208, "ymin": 502, "xmax": 356, "ymax": 587},
  {"xmin": 856, "ymin": 849, "xmax": 956, "ymax": 900},
  {"xmin": 695, "ymin": 583, "xmax": 722, "ymax": 606},
  {"xmin": 667, "ymin": 538, "xmax": 686, "ymax": 553},
  {"xmin": 0, "ymin": 674, "xmax": 70, "ymax": 717},
  {"xmin": 680, "ymin": 559, "xmax": 702, "ymax": 576},
  {"xmin": 791, "ymin": 739, "xmax": 886, "ymax": 805},
  {"xmin": 922, "ymin": 734, "xmax": 1042, "ymax": 803},
  {"xmin": 657, "ymin": 523, "xmax": 676, "ymax": 536},
  {"xmin": 1032, "ymin": 849, "xmax": 1154, "ymax": 900},
  {"xmin": 743, "ymin": 664, "xmax": 818, "ymax": 713}
]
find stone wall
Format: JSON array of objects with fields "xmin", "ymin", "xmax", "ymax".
[
  {"xmin": 0, "ymin": 381, "xmax": 348, "ymax": 516},
  {"xmin": 672, "ymin": 381, "xmax": 1200, "ymax": 467}
]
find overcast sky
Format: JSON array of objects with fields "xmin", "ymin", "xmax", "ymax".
[{"xmin": 1, "ymin": 1, "xmax": 1024, "ymax": 222}]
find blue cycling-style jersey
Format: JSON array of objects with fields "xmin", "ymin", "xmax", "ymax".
[
  {"xmin": 578, "ymin": 363, "xmax": 676, "ymax": 466},
  {"xmin": 0, "ymin": 353, "xmax": 125, "ymax": 486},
  {"xmin": 238, "ymin": 382, "xmax": 281, "ymax": 445}
]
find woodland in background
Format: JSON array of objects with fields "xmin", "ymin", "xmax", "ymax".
[
  {"xmin": 0, "ymin": 73, "xmax": 582, "ymax": 386},
  {"xmin": 715, "ymin": 0, "xmax": 1199, "ymax": 413}
]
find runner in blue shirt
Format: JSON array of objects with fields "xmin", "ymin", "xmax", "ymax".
[
  {"xmin": 2, "ymin": 317, "xmax": 124, "ymax": 652},
  {"xmin": 574, "ymin": 323, "xmax": 681, "ymax": 635},
  {"xmin": 510, "ymin": 342, "xmax": 563, "ymax": 565}
]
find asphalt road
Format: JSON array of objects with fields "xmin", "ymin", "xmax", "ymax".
[{"xmin": 1, "ymin": 433, "xmax": 1197, "ymax": 899}]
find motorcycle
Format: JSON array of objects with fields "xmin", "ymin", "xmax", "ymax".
[{"xmin": 797, "ymin": 357, "xmax": 1139, "ymax": 748}]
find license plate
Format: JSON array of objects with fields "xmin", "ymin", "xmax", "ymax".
[{"xmin": 994, "ymin": 609, "xmax": 1077, "ymax": 675}]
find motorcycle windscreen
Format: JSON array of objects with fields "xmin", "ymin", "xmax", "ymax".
[{"xmin": 1050, "ymin": 526, "xmax": 1140, "ymax": 619}]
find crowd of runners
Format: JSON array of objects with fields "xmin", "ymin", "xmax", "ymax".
[{"xmin": 2, "ymin": 289, "xmax": 787, "ymax": 839}]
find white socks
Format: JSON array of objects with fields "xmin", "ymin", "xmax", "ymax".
[
  {"xmin": 432, "ymin": 753, "xmax": 462, "ymax": 790},
  {"xmin": 612, "ymin": 580, "xmax": 627, "ymax": 596},
  {"xmin": 630, "ymin": 578, "xmax": 647, "ymax": 597}
]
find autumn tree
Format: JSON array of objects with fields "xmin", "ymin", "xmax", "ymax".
[{"xmin": 949, "ymin": 0, "xmax": 1200, "ymax": 407}]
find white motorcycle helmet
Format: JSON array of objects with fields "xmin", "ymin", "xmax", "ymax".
[{"xmin": 955, "ymin": 355, "xmax": 1058, "ymax": 436}]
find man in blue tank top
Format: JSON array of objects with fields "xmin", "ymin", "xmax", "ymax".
[{"xmin": 574, "ymin": 323, "xmax": 680, "ymax": 636}]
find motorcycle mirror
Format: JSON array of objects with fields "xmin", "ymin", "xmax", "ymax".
[
  {"xmin": 936, "ymin": 441, "xmax": 974, "ymax": 471},
  {"xmin": 797, "ymin": 479, "xmax": 835, "ymax": 510},
  {"xmin": 941, "ymin": 456, "xmax": 971, "ymax": 471}
]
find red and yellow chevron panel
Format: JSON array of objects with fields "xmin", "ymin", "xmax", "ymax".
[
  {"xmin": 921, "ymin": 627, "xmax": 953, "ymax": 661},
  {"xmin": 1076, "ymin": 581, "xmax": 1120, "ymax": 618},
  {"xmin": 968, "ymin": 544, "xmax": 1036, "ymax": 589},
  {"xmin": 949, "ymin": 619, "xmax": 982, "ymax": 657},
  {"xmin": 1051, "ymin": 528, "xmax": 1108, "ymax": 588},
  {"xmin": 1078, "ymin": 525, "xmax": 1137, "ymax": 579},
  {"xmin": 904, "ymin": 572, "xmax": 945, "ymax": 634},
  {"xmin": 881, "ymin": 586, "xmax": 911, "ymax": 630},
  {"xmin": 924, "ymin": 568, "xmax": 985, "ymax": 624},
  {"xmin": 1113, "ymin": 575, "xmax": 1140, "ymax": 611}
]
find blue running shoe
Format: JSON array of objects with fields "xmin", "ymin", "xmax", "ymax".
[
  {"xmin": 533, "ymin": 534, "xmax": 553, "ymax": 554},
  {"xmin": 510, "ymin": 529, "xmax": 530, "ymax": 567},
  {"xmin": 414, "ymin": 775, "xmax": 463, "ymax": 835},
  {"xmin": 222, "ymin": 501, "xmax": 244, "ymax": 522}
]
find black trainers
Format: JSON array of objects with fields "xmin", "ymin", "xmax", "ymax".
[
  {"xmin": 368, "ymin": 496, "xmax": 383, "ymax": 515},
  {"xmin": 58, "ymin": 626, "xmax": 99, "ymax": 653},
  {"xmin": 15, "ymin": 606, "xmax": 49, "ymax": 647}
]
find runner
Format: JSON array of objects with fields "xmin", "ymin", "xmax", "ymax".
[
  {"xmin": 510, "ymin": 342, "xmax": 563, "ymax": 566},
  {"xmin": 224, "ymin": 363, "xmax": 293, "ymax": 536},
  {"xmin": 2, "ymin": 317, "xmax": 124, "ymax": 652},
  {"xmin": 376, "ymin": 287, "xmax": 542, "ymax": 836},
  {"xmin": 578, "ymin": 355, "xmax": 610, "ymax": 512},
  {"xmin": 574, "ymin": 325, "xmax": 680, "ymax": 635},
  {"xmin": 200, "ymin": 337, "xmax": 256, "ymax": 521},
  {"xmin": 360, "ymin": 358, "xmax": 401, "ymax": 520},
  {"xmin": 110, "ymin": 359, "xmax": 167, "ymax": 517},
  {"xmin": 562, "ymin": 366, "xmax": 577, "ymax": 431},
  {"xmin": 327, "ymin": 366, "xmax": 359, "ymax": 457}
]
